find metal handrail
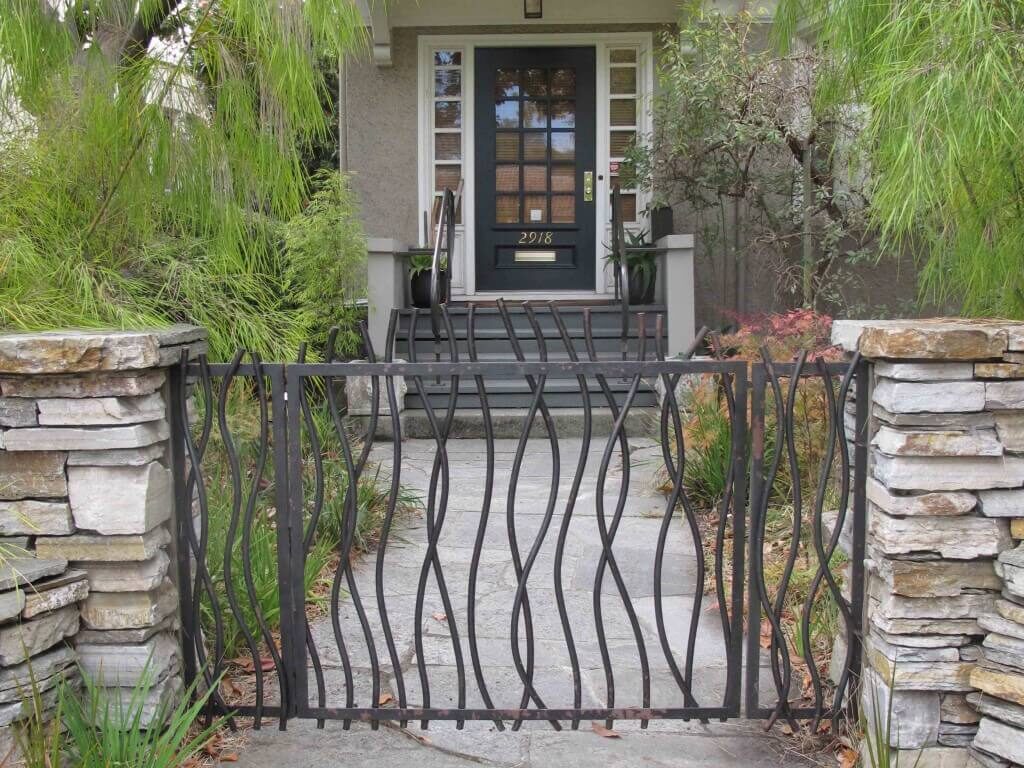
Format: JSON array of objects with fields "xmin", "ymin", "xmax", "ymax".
[
  {"xmin": 429, "ymin": 184, "xmax": 460, "ymax": 340},
  {"xmin": 610, "ymin": 184, "xmax": 630, "ymax": 354}
]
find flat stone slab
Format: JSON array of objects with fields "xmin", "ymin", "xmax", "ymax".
[
  {"xmin": 0, "ymin": 604, "xmax": 78, "ymax": 665},
  {"xmin": 869, "ymin": 511, "xmax": 1010, "ymax": 558},
  {"xmin": 967, "ymin": 692, "xmax": 1024, "ymax": 729},
  {"xmin": 0, "ymin": 450, "xmax": 67, "ymax": 500},
  {"xmin": 67, "ymin": 443, "xmax": 165, "ymax": 467},
  {"xmin": 972, "ymin": 716, "xmax": 1024, "ymax": 764},
  {"xmin": 0, "ymin": 370, "xmax": 165, "ymax": 399},
  {"xmin": 0, "ymin": 499, "xmax": 73, "ymax": 536},
  {"xmin": 21, "ymin": 570, "xmax": 89, "ymax": 619},
  {"xmin": 0, "ymin": 590, "xmax": 25, "ymax": 622},
  {"xmin": 971, "ymin": 664, "xmax": 1024, "ymax": 707},
  {"xmin": 35, "ymin": 526, "xmax": 170, "ymax": 562},
  {"xmin": 873, "ymin": 380, "xmax": 986, "ymax": 414},
  {"xmin": 75, "ymin": 615, "xmax": 178, "ymax": 645},
  {"xmin": 874, "ymin": 362, "xmax": 975, "ymax": 381},
  {"xmin": 36, "ymin": 392, "xmax": 165, "ymax": 426},
  {"xmin": 0, "ymin": 558, "xmax": 68, "ymax": 591},
  {"xmin": 3, "ymin": 421, "xmax": 169, "ymax": 451},
  {"xmin": 0, "ymin": 644, "xmax": 75, "ymax": 702},
  {"xmin": 873, "ymin": 426, "xmax": 1002, "ymax": 457},
  {"xmin": 874, "ymin": 454, "xmax": 1024, "ymax": 492},
  {"xmin": 77, "ymin": 632, "xmax": 180, "ymax": 686},
  {"xmin": 872, "ymin": 556, "xmax": 1001, "ymax": 598},
  {"xmin": 80, "ymin": 578, "xmax": 176, "ymax": 630},
  {"xmin": 832, "ymin": 319, "xmax": 1015, "ymax": 360},
  {"xmin": 0, "ymin": 398, "xmax": 36, "ymax": 427},
  {"xmin": 68, "ymin": 461, "xmax": 171, "ymax": 535},
  {"xmin": 80, "ymin": 550, "xmax": 170, "ymax": 592},
  {"xmin": 0, "ymin": 330, "xmax": 162, "ymax": 374},
  {"xmin": 979, "ymin": 489, "xmax": 1024, "ymax": 517},
  {"xmin": 866, "ymin": 477, "xmax": 976, "ymax": 516}
]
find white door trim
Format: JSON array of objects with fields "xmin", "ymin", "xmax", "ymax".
[{"xmin": 417, "ymin": 31, "xmax": 655, "ymax": 298}]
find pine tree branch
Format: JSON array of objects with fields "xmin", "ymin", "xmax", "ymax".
[{"xmin": 120, "ymin": 0, "xmax": 181, "ymax": 67}]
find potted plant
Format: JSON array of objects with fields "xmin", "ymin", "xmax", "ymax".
[
  {"xmin": 408, "ymin": 250, "xmax": 448, "ymax": 309},
  {"xmin": 605, "ymin": 229, "xmax": 659, "ymax": 305}
]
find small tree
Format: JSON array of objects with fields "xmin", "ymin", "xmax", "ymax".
[
  {"xmin": 625, "ymin": 1, "xmax": 874, "ymax": 318},
  {"xmin": 0, "ymin": 0, "xmax": 368, "ymax": 359},
  {"xmin": 775, "ymin": 0, "xmax": 1024, "ymax": 318}
]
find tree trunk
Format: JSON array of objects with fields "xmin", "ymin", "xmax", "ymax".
[{"xmin": 801, "ymin": 140, "xmax": 815, "ymax": 308}]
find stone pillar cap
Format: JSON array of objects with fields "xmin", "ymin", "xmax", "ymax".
[
  {"xmin": 0, "ymin": 325, "xmax": 207, "ymax": 374},
  {"xmin": 832, "ymin": 318, "xmax": 1024, "ymax": 361}
]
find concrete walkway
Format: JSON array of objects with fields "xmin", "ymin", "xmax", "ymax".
[{"xmin": 235, "ymin": 438, "xmax": 802, "ymax": 767}]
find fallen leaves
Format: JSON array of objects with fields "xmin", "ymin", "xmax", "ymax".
[
  {"xmin": 590, "ymin": 722, "xmax": 620, "ymax": 738},
  {"xmin": 432, "ymin": 612, "xmax": 447, "ymax": 623},
  {"xmin": 378, "ymin": 692, "xmax": 394, "ymax": 706},
  {"xmin": 836, "ymin": 745, "xmax": 857, "ymax": 768}
]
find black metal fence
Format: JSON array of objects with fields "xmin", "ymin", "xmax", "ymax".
[{"xmin": 168, "ymin": 304, "xmax": 868, "ymax": 732}]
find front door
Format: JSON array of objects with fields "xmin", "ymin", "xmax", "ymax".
[{"xmin": 474, "ymin": 47, "xmax": 597, "ymax": 292}]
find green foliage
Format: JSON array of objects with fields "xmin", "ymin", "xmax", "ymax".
[
  {"xmin": 283, "ymin": 170, "xmax": 368, "ymax": 358},
  {"xmin": 775, "ymin": 0, "xmax": 1024, "ymax": 318},
  {"xmin": 625, "ymin": 0, "xmax": 875, "ymax": 313},
  {"xmin": 14, "ymin": 663, "xmax": 221, "ymax": 768},
  {"xmin": 60, "ymin": 667, "xmax": 222, "ymax": 768},
  {"xmin": 0, "ymin": 1, "xmax": 368, "ymax": 360},
  {"xmin": 407, "ymin": 251, "xmax": 447, "ymax": 279}
]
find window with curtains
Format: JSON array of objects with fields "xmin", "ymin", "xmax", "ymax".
[
  {"xmin": 607, "ymin": 47, "xmax": 640, "ymax": 223},
  {"xmin": 431, "ymin": 49, "xmax": 464, "ymax": 231}
]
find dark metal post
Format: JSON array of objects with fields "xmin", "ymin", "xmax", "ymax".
[
  {"xmin": 268, "ymin": 365, "xmax": 296, "ymax": 726},
  {"xmin": 285, "ymin": 369, "xmax": 310, "ymax": 716},
  {"xmin": 167, "ymin": 361, "xmax": 198, "ymax": 694},
  {"xmin": 727, "ymin": 367, "xmax": 748, "ymax": 715},
  {"xmin": 744, "ymin": 362, "xmax": 766, "ymax": 717},
  {"xmin": 848, "ymin": 357, "xmax": 871, "ymax": 719}
]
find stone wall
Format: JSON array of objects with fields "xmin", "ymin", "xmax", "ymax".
[
  {"xmin": 0, "ymin": 327, "xmax": 205, "ymax": 752},
  {"xmin": 835, "ymin": 320, "xmax": 1024, "ymax": 768}
]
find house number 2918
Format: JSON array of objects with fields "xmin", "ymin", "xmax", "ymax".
[{"xmin": 519, "ymin": 231, "xmax": 553, "ymax": 245}]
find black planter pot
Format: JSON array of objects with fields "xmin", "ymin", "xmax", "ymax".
[
  {"xmin": 627, "ymin": 263, "xmax": 657, "ymax": 305},
  {"xmin": 650, "ymin": 204, "xmax": 674, "ymax": 242},
  {"xmin": 410, "ymin": 269, "xmax": 448, "ymax": 309}
]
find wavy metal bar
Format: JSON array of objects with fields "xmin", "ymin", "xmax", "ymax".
[
  {"xmin": 584, "ymin": 311, "xmax": 651, "ymax": 730},
  {"xmin": 376, "ymin": 310, "xmax": 409, "ymax": 727},
  {"xmin": 652, "ymin": 316, "xmax": 701, "ymax": 712},
  {"xmin": 216, "ymin": 350, "xmax": 266, "ymax": 721},
  {"xmin": 295, "ymin": 342, "xmax": 327, "ymax": 728},
  {"xmin": 179, "ymin": 353, "xmax": 233, "ymax": 724},
  {"xmin": 466, "ymin": 304, "xmax": 505, "ymax": 730},
  {"xmin": 495, "ymin": 299, "xmax": 561, "ymax": 731},
  {"xmin": 240, "ymin": 353, "xmax": 283, "ymax": 726},
  {"xmin": 549, "ymin": 304, "xmax": 588, "ymax": 730},
  {"xmin": 323, "ymin": 329, "xmax": 383, "ymax": 729},
  {"xmin": 759, "ymin": 349, "xmax": 807, "ymax": 731},
  {"xmin": 408, "ymin": 306, "xmax": 467, "ymax": 729}
]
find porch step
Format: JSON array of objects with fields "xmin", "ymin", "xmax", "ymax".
[{"xmin": 396, "ymin": 304, "xmax": 665, "ymax": 411}]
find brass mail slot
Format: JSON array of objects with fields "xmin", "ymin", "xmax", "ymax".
[{"xmin": 514, "ymin": 250, "xmax": 557, "ymax": 263}]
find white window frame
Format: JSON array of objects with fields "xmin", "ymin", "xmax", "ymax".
[{"xmin": 417, "ymin": 31, "xmax": 655, "ymax": 298}]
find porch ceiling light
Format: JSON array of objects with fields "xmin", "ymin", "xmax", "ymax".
[{"xmin": 524, "ymin": 0, "xmax": 542, "ymax": 19}]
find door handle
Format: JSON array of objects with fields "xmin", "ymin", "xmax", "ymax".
[{"xmin": 584, "ymin": 171, "xmax": 594, "ymax": 202}]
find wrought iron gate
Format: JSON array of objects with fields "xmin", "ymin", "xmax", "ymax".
[{"xmin": 169, "ymin": 305, "xmax": 868, "ymax": 731}]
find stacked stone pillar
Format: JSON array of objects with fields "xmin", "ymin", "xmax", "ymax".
[
  {"xmin": 0, "ymin": 327, "xmax": 205, "ymax": 743},
  {"xmin": 835, "ymin": 320, "xmax": 1024, "ymax": 768}
]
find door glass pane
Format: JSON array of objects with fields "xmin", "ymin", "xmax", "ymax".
[
  {"xmin": 551, "ymin": 195, "xmax": 575, "ymax": 224},
  {"xmin": 523, "ymin": 101, "xmax": 548, "ymax": 129},
  {"xmin": 610, "ymin": 49, "xmax": 636, "ymax": 64},
  {"xmin": 524, "ymin": 195, "xmax": 548, "ymax": 224},
  {"xmin": 435, "ymin": 101, "xmax": 461, "ymax": 128},
  {"xmin": 550, "ymin": 101, "xmax": 575, "ymax": 128},
  {"xmin": 435, "ymin": 134, "xmax": 461, "ymax": 161},
  {"xmin": 495, "ymin": 101, "xmax": 519, "ymax": 128},
  {"xmin": 435, "ymin": 69, "xmax": 461, "ymax": 97},
  {"xmin": 610, "ymin": 130, "xmax": 636, "ymax": 157},
  {"xmin": 524, "ymin": 165, "xmax": 548, "ymax": 193},
  {"xmin": 496, "ymin": 195, "xmax": 519, "ymax": 223},
  {"xmin": 551, "ymin": 133, "xmax": 575, "ymax": 161},
  {"xmin": 550, "ymin": 69, "xmax": 576, "ymax": 97},
  {"xmin": 435, "ymin": 164, "xmax": 461, "ymax": 192},
  {"xmin": 610, "ymin": 68, "xmax": 637, "ymax": 95},
  {"xmin": 496, "ymin": 165, "xmax": 520, "ymax": 192},
  {"xmin": 524, "ymin": 133, "xmax": 548, "ymax": 161},
  {"xmin": 523, "ymin": 68, "xmax": 547, "ymax": 97},
  {"xmin": 435, "ymin": 51, "xmax": 462, "ymax": 66},
  {"xmin": 496, "ymin": 134, "xmax": 520, "ymax": 162},
  {"xmin": 621, "ymin": 193, "xmax": 637, "ymax": 221},
  {"xmin": 610, "ymin": 99, "xmax": 636, "ymax": 127},
  {"xmin": 551, "ymin": 166, "xmax": 575, "ymax": 193},
  {"xmin": 495, "ymin": 68, "xmax": 520, "ymax": 99}
]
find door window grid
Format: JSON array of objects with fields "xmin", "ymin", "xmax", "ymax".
[
  {"xmin": 608, "ymin": 47, "xmax": 640, "ymax": 223},
  {"xmin": 431, "ymin": 49, "xmax": 464, "ymax": 229},
  {"xmin": 493, "ymin": 67, "xmax": 577, "ymax": 226}
]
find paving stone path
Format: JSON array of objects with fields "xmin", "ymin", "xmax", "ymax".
[{"xmin": 236, "ymin": 438, "xmax": 801, "ymax": 767}]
